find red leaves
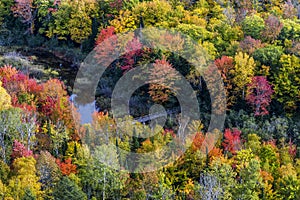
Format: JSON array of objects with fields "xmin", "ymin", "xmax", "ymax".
[
  {"xmin": 222, "ymin": 128, "xmax": 242, "ymax": 154},
  {"xmin": 0, "ymin": 67, "xmax": 42, "ymax": 111},
  {"xmin": 246, "ymin": 76, "xmax": 274, "ymax": 116},
  {"xmin": 94, "ymin": 27, "xmax": 118, "ymax": 68},
  {"xmin": 11, "ymin": 0, "xmax": 33, "ymax": 23},
  {"xmin": 191, "ymin": 132, "xmax": 205, "ymax": 151},
  {"xmin": 214, "ymin": 56, "xmax": 234, "ymax": 81},
  {"xmin": 121, "ymin": 37, "xmax": 143, "ymax": 72},
  {"xmin": 38, "ymin": 79, "xmax": 74, "ymax": 129},
  {"xmin": 95, "ymin": 27, "xmax": 144, "ymax": 73},
  {"xmin": 1, "ymin": 65, "xmax": 75, "ymax": 132},
  {"xmin": 48, "ymin": 0, "xmax": 61, "ymax": 13},
  {"xmin": 109, "ymin": 0, "xmax": 123, "ymax": 11},
  {"xmin": 11, "ymin": 140, "xmax": 33, "ymax": 160},
  {"xmin": 95, "ymin": 26, "xmax": 116, "ymax": 46},
  {"xmin": 288, "ymin": 140, "xmax": 297, "ymax": 159},
  {"xmin": 148, "ymin": 58, "xmax": 179, "ymax": 103},
  {"xmin": 40, "ymin": 96, "xmax": 57, "ymax": 116},
  {"xmin": 56, "ymin": 158, "xmax": 77, "ymax": 176}
]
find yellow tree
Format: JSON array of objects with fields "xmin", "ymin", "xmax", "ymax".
[
  {"xmin": 273, "ymin": 54, "xmax": 300, "ymax": 111},
  {"xmin": 7, "ymin": 156, "xmax": 42, "ymax": 199},
  {"xmin": 277, "ymin": 163, "xmax": 300, "ymax": 199},
  {"xmin": 232, "ymin": 52, "xmax": 255, "ymax": 100},
  {"xmin": 68, "ymin": 0, "xmax": 97, "ymax": 44},
  {"xmin": 46, "ymin": 0, "xmax": 97, "ymax": 45},
  {"xmin": 234, "ymin": 149, "xmax": 262, "ymax": 200},
  {"xmin": 0, "ymin": 81, "xmax": 11, "ymax": 111}
]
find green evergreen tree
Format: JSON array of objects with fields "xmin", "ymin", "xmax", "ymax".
[{"xmin": 53, "ymin": 177, "xmax": 86, "ymax": 200}]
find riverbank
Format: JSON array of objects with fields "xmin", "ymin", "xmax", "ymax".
[{"xmin": 0, "ymin": 46, "xmax": 83, "ymax": 94}]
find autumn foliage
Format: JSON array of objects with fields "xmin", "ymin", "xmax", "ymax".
[
  {"xmin": 120, "ymin": 37, "xmax": 143, "ymax": 72},
  {"xmin": 56, "ymin": 158, "xmax": 77, "ymax": 176},
  {"xmin": 1, "ymin": 0, "xmax": 300, "ymax": 199},
  {"xmin": 95, "ymin": 26, "xmax": 116, "ymax": 46},
  {"xmin": 11, "ymin": 0, "xmax": 34, "ymax": 34},
  {"xmin": 246, "ymin": 76, "xmax": 274, "ymax": 116},
  {"xmin": 222, "ymin": 128, "xmax": 242, "ymax": 154},
  {"xmin": 191, "ymin": 132, "xmax": 205, "ymax": 151},
  {"xmin": 149, "ymin": 58, "xmax": 179, "ymax": 103},
  {"xmin": 11, "ymin": 140, "xmax": 33, "ymax": 160}
]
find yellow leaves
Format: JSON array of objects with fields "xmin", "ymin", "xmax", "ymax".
[
  {"xmin": 259, "ymin": 65, "xmax": 270, "ymax": 76},
  {"xmin": 273, "ymin": 54, "xmax": 300, "ymax": 111},
  {"xmin": 0, "ymin": 81, "xmax": 11, "ymax": 111},
  {"xmin": 138, "ymin": 138, "xmax": 153, "ymax": 153},
  {"xmin": 232, "ymin": 52, "xmax": 255, "ymax": 98},
  {"xmin": 45, "ymin": 0, "xmax": 97, "ymax": 43},
  {"xmin": 110, "ymin": 10, "xmax": 137, "ymax": 33},
  {"xmin": 192, "ymin": 7, "xmax": 209, "ymax": 18},
  {"xmin": 245, "ymin": 134, "xmax": 261, "ymax": 155},
  {"xmin": 187, "ymin": 120, "xmax": 204, "ymax": 134},
  {"xmin": 201, "ymin": 41, "xmax": 217, "ymax": 59},
  {"xmin": 0, "ymin": 180, "xmax": 7, "ymax": 199},
  {"xmin": 65, "ymin": 141, "xmax": 81, "ymax": 159},
  {"xmin": 133, "ymin": 0, "xmax": 173, "ymax": 24},
  {"xmin": 279, "ymin": 163, "xmax": 297, "ymax": 178},
  {"xmin": 92, "ymin": 111, "xmax": 115, "ymax": 133},
  {"xmin": 65, "ymin": 0, "xmax": 96, "ymax": 43},
  {"xmin": 262, "ymin": 181, "xmax": 278, "ymax": 200},
  {"xmin": 295, "ymin": 159, "xmax": 300, "ymax": 178},
  {"xmin": 8, "ymin": 157, "xmax": 43, "ymax": 199},
  {"xmin": 235, "ymin": 149, "xmax": 256, "ymax": 172},
  {"xmin": 183, "ymin": 178, "xmax": 194, "ymax": 195},
  {"xmin": 210, "ymin": 155, "xmax": 234, "ymax": 167},
  {"xmin": 182, "ymin": 11, "xmax": 207, "ymax": 27}
]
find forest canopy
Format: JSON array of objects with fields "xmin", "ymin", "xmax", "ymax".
[{"xmin": 0, "ymin": 0, "xmax": 300, "ymax": 199}]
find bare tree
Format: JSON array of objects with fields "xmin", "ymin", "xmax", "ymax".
[{"xmin": 196, "ymin": 173, "xmax": 222, "ymax": 200}]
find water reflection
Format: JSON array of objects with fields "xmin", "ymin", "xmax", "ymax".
[{"xmin": 70, "ymin": 94, "xmax": 97, "ymax": 124}]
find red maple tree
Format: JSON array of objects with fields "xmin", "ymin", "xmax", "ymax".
[
  {"xmin": 94, "ymin": 26, "xmax": 118, "ymax": 69},
  {"xmin": 11, "ymin": 140, "xmax": 33, "ymax": 160},
  {"xmin": 222, "ymin": 128, "xmax": 242, "ymax": 154},
  {"xmin": 246, "ymin": 76, "xmax": 274, "ymax": 116},
  {"xmin": 120, "ymin": 37, "xmax": 143, "ymax": 72}
]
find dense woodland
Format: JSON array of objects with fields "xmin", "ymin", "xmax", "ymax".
[{"xmin": 0, "ymin": 0, "xmax": 300, "ymax": 199}]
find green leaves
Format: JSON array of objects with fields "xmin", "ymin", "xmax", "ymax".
[
  {"xmin": 253, "ymin": 45, "xmax": 284, "ymax": 68},
  {"xmin": 53, "ymin": 176, "xmax": 87, "ymax": 200},
  {"xmin": 0, "ymin": 0, "xmax": 13, "ymax": 25},
  {"xmin": 242, "ymin": 14, "xmax": 265, "ymax": 40},
  {"xmin": 234, "ymin": 159, "xmax": 262, "ymax": 200},
  {"xmin": 273, "ymin": 54, "xmax": 300, "ymax": 111},
  {"xmin": 45, "ymin": 0, "xmax": 97, "ymax": 44}
]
